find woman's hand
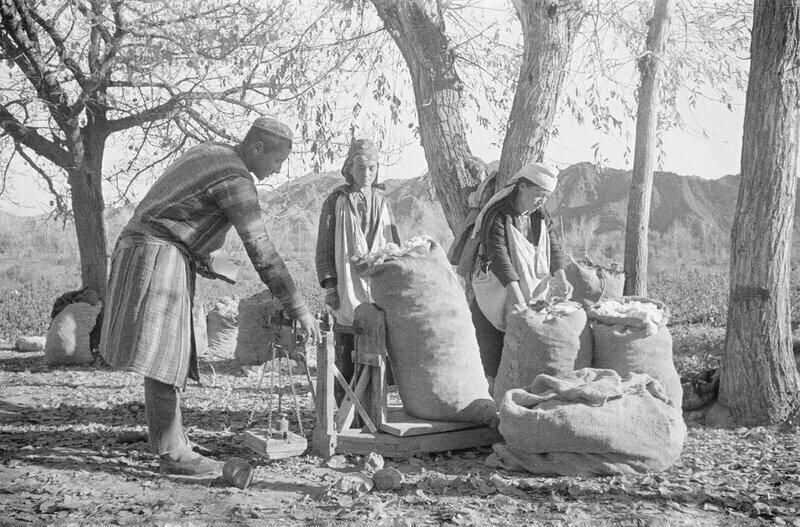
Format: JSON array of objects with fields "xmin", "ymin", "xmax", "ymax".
[
  {"xmin": 551, "ymin": 269, "xmax": 574, "ymax": 300},
  {"xmin": 325, "ymin": 287, "xmax": 340, "ymax": 310}
]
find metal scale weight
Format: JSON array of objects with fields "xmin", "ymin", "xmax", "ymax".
[{"xmin": 244, "ymin": 303, "xmax": 501, "ymax": 459}]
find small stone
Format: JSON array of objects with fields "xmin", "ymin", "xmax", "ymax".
[
  {"xmin": 334, "ymin": 473, "xmax": 373, "ymax": 493},
  {"xmin": 372, "ymin": 468, "xmax": 403, "ymax": 491},
  {"xmin": 15, "ymin": 336, "xmax": 46, "ymax": 352},
  {"xmin": 325, "ymin": 454, "xmax": 348, "ymax": 469}
]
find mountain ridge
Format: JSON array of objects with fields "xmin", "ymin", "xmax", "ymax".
[{"xmin": 1, "ymin": 163, "xmax": 776, "ymax": 260}]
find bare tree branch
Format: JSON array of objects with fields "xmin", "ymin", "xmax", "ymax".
[
  {"xmin": 14, "ymin": 141, "xmax": 71, "ymax": 217},
  {"xmin": 0, "ymin": 106, "xmax": 72, "ymax": 167},
  {"xmin": 26, "ymin": 8, "xmax": 88, "ymax": 87}
]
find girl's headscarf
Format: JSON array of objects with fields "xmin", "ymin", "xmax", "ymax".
[
  {"xmin": 471, "ymin": 162, "xmax": 559, "ymax": 239},
  {"xmin": 341, "ymin": 139, "xmax": 380, "ymax": 186}
]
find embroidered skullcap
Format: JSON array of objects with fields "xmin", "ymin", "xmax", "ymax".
[
  {"xmin": 250, "ymin": 116, "xmax": 293, "ymax": 145},
  {"xmin": 508, "ymin": 162, "xmax": 559, "ymax": 192},
  {"xmin": 341, "ymin": 138, "xmax": 380, "ymax": 182}
]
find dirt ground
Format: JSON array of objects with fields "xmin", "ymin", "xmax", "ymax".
[{"xmin": 1, "ymin": 340, "xmax": 799, "ymax": 527}]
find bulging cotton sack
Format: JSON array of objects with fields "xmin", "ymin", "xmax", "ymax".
[
  {"xmin": 488, "ymin": 368, "xmax": 686, "ymax": 476},
  {"xmin": 494, "ymin": 301, "xmax": 592, "ymax": 403},
  {"xmin": 234, "ymin": 291, "xmax": 284, "ymax": 366},
  {"xmin": 563, "ymin": 257, "xmax": 624, "ymax": 307},
  {"xmin": 362, "ymin": 237, "xmax": 496, "ymax": 425},
  {"xmin": 206, "ymin": 296, "xmax": 238, "ymax": 359},
  {"xmin": 587, "ymin": 296, "xmax": 682, "ymax": 408},
  {"xmin": 44, "ymin": 302, "xmax": 102, "ymax": 365}
]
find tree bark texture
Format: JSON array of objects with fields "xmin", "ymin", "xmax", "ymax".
[
  {"xmin": 719, "ymin": 0, "xmax": 800, "ymax": 425},
  {"xmin": 68, "ymin": 120, "xmax": 109, "ymax": 298},
  {"xmin": 370, "ymin": 0, "xmax": 479, "ymax": 232},
  {"xmin": 495, "ymin": 0, "xmax": 585, "ymax": 187},
  {"xmin": 623, "ymin": 0, "xmax": 674, "ymax": 296}
]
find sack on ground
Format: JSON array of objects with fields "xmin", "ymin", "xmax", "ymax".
[
  {"xmin": 192, "ymin": 304, "xmax": 208, "ymax": 358},
  {"xmin": 234, "ymin": 291, "xmax": 284, "ymax": 366},
  {"xmin": 494, "ymin": 301, "xmax": 592, "ymax": 403},
  {"xmin": 50, "ymin": 287, "xmax": 103, "ymax": 350},
  {"xmin": 45, "ymin": 302, "xmax": 102, "ymax": 365},
  {"xmin": 564, "ymin": 257, "xmax": 624, "ymax": 307},
  {"xmin": 487, "ymin": 368, "xmax": 686, "ymax": 476},
  {"xmin": 587, "ymin": 296, "xmax": 682, "ymax": 408},
  {"xmin": 361, "ymin": 237, "xmax": 496, "ymax": 425},
  {"xmin": 206, "ymin": 296, "xmax": 238, "ymax": 359}
]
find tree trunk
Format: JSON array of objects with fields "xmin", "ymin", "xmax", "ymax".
[
  {"xmin": 719, "ymin": 0, "xmax": 800, "ymax": 426},
  {"xmin": 495, "ymin": 0, "xmax": 585, "ymax": 186},
  {"xmin": 623, "ymin": 0, "xmax": 674, "ymax": 296},
  {"xmin": 370, "ymin": 0, "xmax": 478, "ymax": 232},
  {"xmin": 67, "ymin": 123, "xmax": 108, "ymax": 298}
]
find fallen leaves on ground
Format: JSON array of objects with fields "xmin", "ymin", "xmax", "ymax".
[{"xmin": 1, "ymin": 346, "xmax": 798, "ymax": 526}]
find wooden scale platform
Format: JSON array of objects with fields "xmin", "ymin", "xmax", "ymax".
[{"xmin": 312, "ymin": 303, "xmax": 502, "ymax": 458}]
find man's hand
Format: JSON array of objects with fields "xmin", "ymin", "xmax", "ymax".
[
  {"xmin": 297, "ymin": 312, "xmax": 322, "ymax": 346},
  {"xmin": 325, "ymin": 287, "xmax": 340, "ymax": 310},
  {"xmin": 195, "ymin": 256, "xmax": 213, "ymax": 279}
]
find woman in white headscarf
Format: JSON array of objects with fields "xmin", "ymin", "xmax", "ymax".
[{"xmin": 469, "ymin": 162, "xmax": 573, "ymax": 386}]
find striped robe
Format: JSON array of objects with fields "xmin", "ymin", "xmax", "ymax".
[{"xmin": 100, "ymin": 143, "xmax": 308, "ymax": 388}]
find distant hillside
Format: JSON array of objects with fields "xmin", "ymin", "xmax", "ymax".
[
  {"xmin": 548, "ymin": 162, "xmax": 743, "ymax": 238},
  {"xmin": 258, "ymin": 162, "xmax": 754, "ymax": 258},
  {"xmin": 258, "ymin": 170, "xmax": 453, "ymax": 255},
  {"xmin": 6, "ymin": 162, "xmax": 791, "ymax": 262}
]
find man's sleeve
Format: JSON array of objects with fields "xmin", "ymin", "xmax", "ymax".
[
  {"xmin": 209, "ymin": 176, "xmax": 309, "ymax": 319},
  {"xmin": 315, "ymin": 193, "xmax": 338, "ymax": 289}
]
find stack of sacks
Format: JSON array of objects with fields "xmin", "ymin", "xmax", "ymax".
[
  {"xmin": 487, "ymin": 368, "xmax": 687, "ymax": 475},
  {"xmin": 357, "ymin": 236, "xmax": 496, "ymax": 426},
  {"xmin": 587, "ymin": 297, "xmax": 682, "ymax": 408},
  {"xmin": 494, "ymin": 300, "xmax": 592, "ymax": 403}
]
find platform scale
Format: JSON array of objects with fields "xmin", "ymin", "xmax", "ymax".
[
  {"xmin": 243, "ymin": 316, "xmax": 309, "ymax": 460},
  {"xmin": 312, "ymin": 303, "xmax": 502, "ymax": 458}
]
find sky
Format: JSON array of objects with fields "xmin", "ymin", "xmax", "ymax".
[{"xmin": 380, "ymin": 94, "xmax": 746, "ymax": 183}]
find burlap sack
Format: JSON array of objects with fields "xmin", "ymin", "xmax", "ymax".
[
  {"xmin": 564, "ymin": 257, "xmax": 624, "ymax": 307},
  {"xmin": 365, "ymin": 238, "xmax": 496, "ymax": 425},
  {"xmin": 192, "ymin": 304, "xmax": 208, "ymax": 358},
  {"xmin": 234, "ymin": 291, "xmax": 284, "ymax": 366},
  {"xmin": 588, "ymin": 297, "xmax": 682, "ymax": 408},
  {"xmin": 488, "ymin": 369, "xmax": 686, "ymax": 476},
  {"xmin": 206, "ymin": 296, "xmax": 238, "ymax": 359},
  {"xmin": 44, "ymin": 302, "xmax": 102, "ymax": 365},
  {"xmin": 494, "ymin": 301, "xmax": 592, "ymax": 403}
]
